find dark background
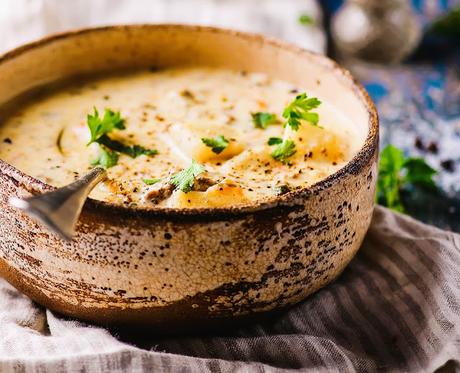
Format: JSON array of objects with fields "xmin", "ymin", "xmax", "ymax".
[{"xmin": 321, "ymin": 0, "xmax": 460, "ymax": 232}]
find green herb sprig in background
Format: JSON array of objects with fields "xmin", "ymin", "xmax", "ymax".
[
  {"xmin": 430, "ymin": 7, "xmax": 460, "ymax": 39},
  {"xmin": 376, "ymin": 145, "xmax": 437, "ymax": 212}
]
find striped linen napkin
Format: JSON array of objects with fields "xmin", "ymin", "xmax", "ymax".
[{"xmin": 0, "ymin": 206, "xmax": 459, "ymax": 372}]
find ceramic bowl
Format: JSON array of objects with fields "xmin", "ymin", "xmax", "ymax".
[{"xmin": 0, "ymin": 25, "xmax": 378, "ymax": 328}]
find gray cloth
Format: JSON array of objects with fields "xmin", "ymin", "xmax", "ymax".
[{"xmin": 1, "ymin": 206, "xmax": 459, "ymax": 372}]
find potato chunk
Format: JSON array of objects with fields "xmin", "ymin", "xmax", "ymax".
[
  {"xmin": 165, "ymin": 122, "xmax": 245, "ymax": 162},
  {"xmin": 284, "ymin": 123, "xmax": 347, "ymax": 162},
  {"xmin": 166, "ymin": 180, "xmax": 248, "ymax": 208}
]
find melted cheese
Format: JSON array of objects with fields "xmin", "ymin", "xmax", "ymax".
[{"xmin": 0, "ymin": 68, "xmax": 366, "ymax": 208}]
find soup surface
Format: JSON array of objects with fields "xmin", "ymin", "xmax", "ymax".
[{"xmin": 0, "ymin": 67, "xmax": 366, "ymax": 208}]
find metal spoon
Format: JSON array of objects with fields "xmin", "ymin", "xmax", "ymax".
[{"xmin": 9, "ymin": 167, "xmax": 107, "ymax": 241}]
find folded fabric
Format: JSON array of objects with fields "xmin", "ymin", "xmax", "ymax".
[{"xmin": 0, "ymin": 206, "xmax": 459, "ymax": 372}]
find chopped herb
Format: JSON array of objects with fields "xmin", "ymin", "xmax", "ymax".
[
  {"xmin": 170, "ymin": 160, "xmax": 206, "ymax": 193},
  {"xmin": 143, "ymin": 178, "xmax": 162, "ymax": 185},
  {"xmin": 97, "ymin": 135, "xmax": 158, "ymax": 158},
  {"xmin": 201, "ymin": 135, "xmax": 230, "ymax": 154},
  {"xmin": 87, "ymin": 107, "xmax": 125, "ymax": 145},
  {"xmin": 270, "ymin": 139, "xmax": 297, "ymax": 164},
  {"xmin": 90, "ymin": 147, "xmax": 119, "ymax": 169},
  {"xmin": 275, "ymin": 184, "xmax": 291, "ymax": 195},
  {"xmin": 86, "ymin": 107, "xmax": 157, "ymax": 168},
  {"xmin": 267, "ymin": 137, "xmax": 283, "ymax": 145},
  {"xmin": 283, "ymin": 93, "xmax": 321, "ymax": 130},
  {"xmin": 376, "ymin": 145, "xmax": 437, "ymax": 212},
  {"xmin": 299, "ymin": 14, "xmax": 314, "ymax": 25},
  {"xmin": 251, "ymin": 112, "xmax": 278, "ymax": 129},
  {"xmin": 127, "ymin": 145, "xmax": 158, "ymax": 158}
]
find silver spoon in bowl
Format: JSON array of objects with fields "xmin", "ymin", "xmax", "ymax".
[{"xmin": 9, "ymin": 167, "xmax": 107, "ymax": 241}]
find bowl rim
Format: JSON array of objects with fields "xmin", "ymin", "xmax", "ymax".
[{"xmin": 0, "ymin": 24, "xmax": 379, "ymax": 219}]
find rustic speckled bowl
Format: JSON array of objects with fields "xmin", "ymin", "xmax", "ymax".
[{"xmin": 0, "ymin": 25, "xmax": 378, "ymax": 329}]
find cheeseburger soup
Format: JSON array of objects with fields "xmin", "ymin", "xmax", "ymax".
[{"xmin": 0, "ymin": 67, "xmax": 365, "ymax": 208}]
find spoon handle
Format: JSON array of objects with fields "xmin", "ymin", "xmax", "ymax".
[{"xmin": 9, "ymin": 167, "xmax": 107, "ymax": 241}]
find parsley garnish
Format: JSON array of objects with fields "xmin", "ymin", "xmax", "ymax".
[
  {"xmin": 299, "ymin": 14, "xmax": 314, "ymax": 25},
  {"xmin": 91, "ymin": 147, "xmax": 119, "ymax": 169},
  {"xmin": 201, "ymin": 135, "xmax": 230, "ymax": 154},
  {"xmin": 376, "ymin": 145, "xmax": 437, "ymax": 212},
  {"xmin": 97, "ymin": 135, "xmax": 158, "ymax": 158},
  {"xmin": 270, "ymin": 139, "xmax": 297, "ymax": 164},
  {"xmin": 86, "ymin": 107, "xmax": 157, "ymax": 168},
  {"xmin": 275, "ymin": 184, "xmax": 291, "ymax": 195},
  {"xmin": 267, "ymin": 137, "xmax": 283, "ymax": 145},
  {"xmin": 87, "ymin": 108, "xmax": 125, "ymax": 145},
  {"xmin": 143, "ymin": 178, "xmax": 161, "ymax": 185},
  {"xmin": 170, "ymin": 160, "xmax": 206, "ymax": 193},
  {"xmin": 283, "ymin": 93, "xmax": 321, "ymax": 130},
  {"xmin": 265, "ymin": 93, "xmax": 320, "ymax": 162},
  {"xmin": 252, "ymin": 112, "xmax": 278, "ymax": 129}
]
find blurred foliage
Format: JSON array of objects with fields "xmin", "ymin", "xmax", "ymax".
[
  {"xmin": 430, "ymin": 7, "xmax": 460, "ymax": 39},
  {"xmin": 376, "ymin": 145, "xmax": 438, "ymax": 213}
]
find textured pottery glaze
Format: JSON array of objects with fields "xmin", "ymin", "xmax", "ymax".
[{"xmin": 0, "ymin": 25, "xmax": 379, "ymax": 327}]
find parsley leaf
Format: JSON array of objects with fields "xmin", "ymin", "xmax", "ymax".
[
  {"xmin": 201, "ymin": 135, "xmax": 230, "ymax": 154},
  {"xmin": 98, "ymin": 135, "xmax": 158, "ymax": 158},
  {"xmin": 270, "ymin": 139, "xmax": 296, "ymax": 164},
  {"xmin": 86, "ymin": 107, "xmax": 158, "ymax": 168},
  {"xmin": 90, "ymin": 147, "xmax": 119, "ymax": 169},
  {"xmin": 252, "ymin": 112, "xmax": 278, "ymax": 129},
  {"xmin": 299, "ymin": 14, "xmax": 314, "ymax": 25},
  {"xmin": 267, "ymin": 137, "xmax": 283, "ymax": 145},
  {"xmin": 143, "ymin": 178, "xmax": 161, "ymax": 185},
  {"xmin": 126, "ymin": 145, "xmax": 158, "ymax": 158},
  {"xmin": 376, "ymin": 145, "xmax": 438, "ymax": 212},
  {"xmin": 87, "ymin": 107, "xmax": 125, "ymax": 145},
  {"xmin": 274, "ymin": 184, "xmax": 291, "ymax": 195},
  {"xmin": 170, "ymin": 160, "xmax": 206, "ymax": 193},
  {"xmin": 283, "ymin": 93, "xmax": 321, "ymax": 131}
]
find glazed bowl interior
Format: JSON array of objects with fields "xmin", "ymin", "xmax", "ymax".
[{"xmin": 0, "ymin": 25, "xmax": 374, "ymax": 215}]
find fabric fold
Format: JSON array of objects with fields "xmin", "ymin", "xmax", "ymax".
[{"xmin": 0, "ymin": 206, "xmax": 459, "ymax": 372}]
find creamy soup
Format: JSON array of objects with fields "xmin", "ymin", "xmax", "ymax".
[{"xmin": 0, "ymin": 67, "xmax": 365, "ymax": 208}]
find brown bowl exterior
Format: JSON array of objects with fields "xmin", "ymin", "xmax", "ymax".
[{"xmin": 0, "ymin": 25, "xmax": 378, "ymax": 327}]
